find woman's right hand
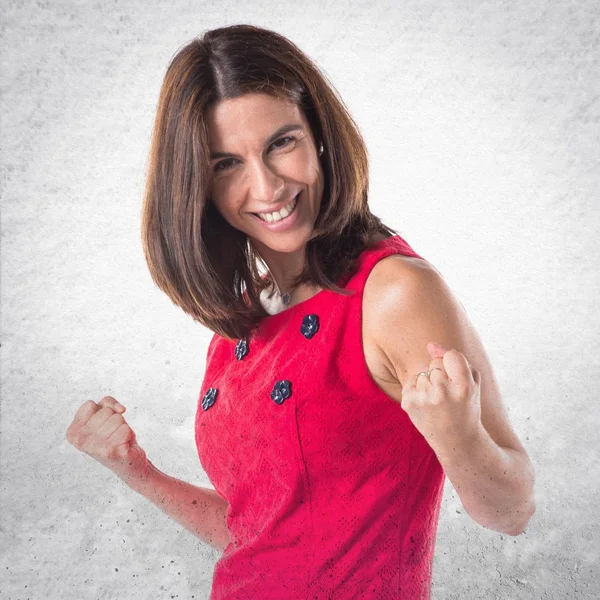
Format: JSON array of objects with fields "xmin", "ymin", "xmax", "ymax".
[{"xmin": 66, "ymin": 396, "xmax": 150, "ymax": 486}]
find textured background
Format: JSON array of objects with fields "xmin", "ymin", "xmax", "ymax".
[{"xmin": 1, "ymin": 1, "xmax": 598, "ymax": 598}]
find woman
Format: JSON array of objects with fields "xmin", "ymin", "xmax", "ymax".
[{"xmin": 66, "ymin": 24, "xmax": 536, "ymax": 599}]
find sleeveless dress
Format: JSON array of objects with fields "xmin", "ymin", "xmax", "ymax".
[{"xmin": 195, "ymin": 234, "xmax": 446, "ymax": 599}]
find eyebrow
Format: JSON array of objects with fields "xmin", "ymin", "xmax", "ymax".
[{"xmin": 209, "ymin": 123, "xmax": 305, "ymax": 160}]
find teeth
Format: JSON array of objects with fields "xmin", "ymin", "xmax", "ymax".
[{"xmin": 257, "ymin": 195, "xmax": 298, "ymax": 222}]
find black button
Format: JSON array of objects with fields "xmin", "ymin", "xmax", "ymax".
[
  {"xmin": 271, "ymin": 380, "xmax": 292, "ymax": 405},
  {"xmin": 202, "ymin": 387, "xmax": 218, "ymax": 410},
  {"xmin": 300, "ymin": 314, "xmax": 319, "ymax": 339},
  {"xmin": 235, "ymin": 338, "xmax": 249, "ymax": 360}
]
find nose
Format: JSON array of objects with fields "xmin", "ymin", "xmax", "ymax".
[{"xmin": 246, "ymin": 157, "xmax": 286, "ymax": 205}]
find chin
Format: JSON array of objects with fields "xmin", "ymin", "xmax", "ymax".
[{"xmin": 249, "ymin": 230, "xmax": 311, "ymax": 255}]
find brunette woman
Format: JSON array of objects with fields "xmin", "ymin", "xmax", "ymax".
[{"xmin": 66, "ymin": 24, "xmax": 535, "ymax": 599}]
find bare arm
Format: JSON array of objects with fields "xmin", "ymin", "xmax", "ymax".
[
  {"xmin": 66, "ymin": 396, "xmax": 231, "ymax": 552},
  {"xmin": 123, "ymin": 462, "xmax": 231, "ymax": 552},
  {"xmin": 365, "ymin": 256, "xmax": 536, "ymax": 535}
]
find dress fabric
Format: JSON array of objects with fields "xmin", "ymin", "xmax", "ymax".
[{"xmin": 195, "ymin": 234, "xmax": 446, "ymax": 599}]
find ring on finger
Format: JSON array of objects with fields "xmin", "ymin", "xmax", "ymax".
[{"xmin": 416, "ymin": 367, "xmax": 443, "ymax": 382}]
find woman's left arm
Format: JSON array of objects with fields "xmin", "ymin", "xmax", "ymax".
[{"xmin": 365, "ymin": 256, "xmax": 536, "ymax": 536}]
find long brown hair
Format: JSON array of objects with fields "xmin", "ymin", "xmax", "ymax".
[{"xmin": 141, "ymin": 24, "xmax": 397, "ymax": 340}]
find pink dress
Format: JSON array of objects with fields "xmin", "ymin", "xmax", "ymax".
[{"xmin": 195, "ymin": 234, "xmax": 446, "ymax": 599}]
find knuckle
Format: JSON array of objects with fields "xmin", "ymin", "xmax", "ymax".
[
  {"xmin": 73, "ymin": 401, "xmax": 93, "ymax": 420},
  {"xmin": 66, "ymin": 426, "xmax": 80, "ymax": 446},
  {"xmin": 111, "ymin": 413, "xmax": 125, "ymax": 426},
  {"xmin": 95, "ymin": 407, "xmax": 115, "ymax": 422},
  {"xmin": 99, "ymin": 396, "xmax": 117, "ymax": 408},
  {"xmin": 71, "ymin": 432, "xmax": 86, "ymax": 450},
  {"xmin": 77, "ymin": 400, "xmax": 98, "ymax": 417},
  {"xmin": 121, "ymin": 424, "xmax": 133, "ymax": 439}
]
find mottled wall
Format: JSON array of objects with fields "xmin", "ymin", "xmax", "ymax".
[{"xmin": 1, "ymin": 1, "xmax": 598, "ymax": 598}]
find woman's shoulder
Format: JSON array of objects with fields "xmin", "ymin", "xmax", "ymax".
[
  {"xmin": 364, "ymin": 251, "xmax": 436, "ymax": 304},
  {"xmin": 361, "ymin": 252, "xmax": 442, "ymax": 389}
]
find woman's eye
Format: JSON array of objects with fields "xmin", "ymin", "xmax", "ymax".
[
  {"xmin": 270, "ymin": 136, "xmax": 295, "ymax": 150},
  {"xmin": 213, "ymin": 137, "xmax": 296, "ymax": 173},
  {"xmin": 214, "ymin": 159, "xmax": 235, "ymax": 172}
]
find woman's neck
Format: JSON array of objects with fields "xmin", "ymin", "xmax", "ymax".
[{"xmin": 255, "ymin": 242, "xmax": 306, "ymax": 295}]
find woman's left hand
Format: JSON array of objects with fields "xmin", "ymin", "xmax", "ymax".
[{"xmin": 400, "ymin": 342, "xmax": 483, "ymax": 451}]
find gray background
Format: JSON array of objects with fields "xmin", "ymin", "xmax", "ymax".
[{"xmin": 1, "ymin": 1, "xmax": 598, "ymax": 598}]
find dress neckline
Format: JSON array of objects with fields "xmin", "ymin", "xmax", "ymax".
[{"xmin": 255, "ymin": 234, "xmax": 397, "ymax": 328}]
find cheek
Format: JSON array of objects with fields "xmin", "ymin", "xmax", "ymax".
[{"xmin": 294, "ymin": 152, "xmax": 321, "ymax": 184}]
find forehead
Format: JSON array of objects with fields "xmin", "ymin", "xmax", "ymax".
[{"xmin": 206, "ymin": 93, "xmax": 306, "ymax": 147}]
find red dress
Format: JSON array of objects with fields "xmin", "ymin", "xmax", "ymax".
[{"xmin": 195, "ymin": 234, "xmax": 446, "ymax": 599}]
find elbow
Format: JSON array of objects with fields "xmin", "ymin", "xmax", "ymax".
[
  {"xmin": 505, "ymin": 452, "xmax": 537, "ymax": 536},
  {"xmin": 504, "ymin": 497, "xmax": 537, "ymax": 537},
  {"xmin": 474, "ymin": 495, "xmax": 537, "ymax": 537}
]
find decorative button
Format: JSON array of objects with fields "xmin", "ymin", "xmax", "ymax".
[
  {"xmin": 300, "ymin": 314, "xmax": 319, "ymax": 339},
  {"xmin": 270, "ymin": 380, "xmax": 292, "ymax": 405},
  {"xmin": 202, "ymin": 387, "xmax": 218, "ymax": 410},
  {"xmin": 235, "ymin": 338, "xmax": 249, "ymax": 360}
]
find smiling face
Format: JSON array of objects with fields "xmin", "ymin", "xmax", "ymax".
[{"xmin": 205, "ymin": 93, "xmax": 324, "ymax": 258}]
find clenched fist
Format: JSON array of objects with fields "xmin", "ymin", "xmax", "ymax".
[{"xmin": 66, "ymin": 396, "xmax": 150, "ymax": 486}]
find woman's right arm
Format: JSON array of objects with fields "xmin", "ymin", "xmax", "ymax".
[{"xmin": 66, "ymin": 396, "xmax": 231, "ymax": 553}]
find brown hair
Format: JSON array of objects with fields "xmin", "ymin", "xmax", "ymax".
[{"xmin": 141, "ymin": 24, "xmax": 397, "ymax": 340}]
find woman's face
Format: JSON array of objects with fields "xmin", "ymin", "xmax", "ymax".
[{"xmin": 205, "ymin": 93, "xmax": 324, "ymax": 256}]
